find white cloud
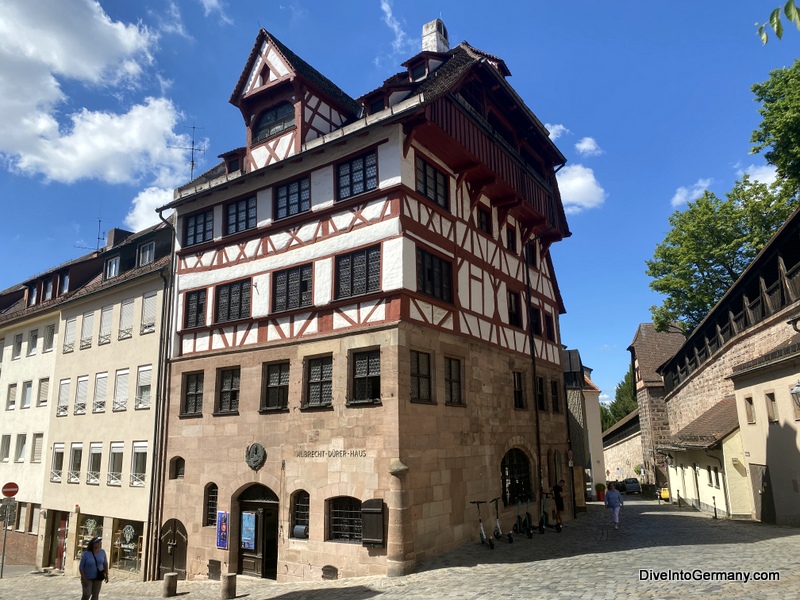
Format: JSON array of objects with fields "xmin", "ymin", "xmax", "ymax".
[
  {"xmin": 545, "ymin": 123, "xmax": 569, "ymax": 140},
  {"xmin": 157, "ymin": 2, "xmax": 191, "ymax": 39},
  {"xmin": 124, "ymin": 187, "xmax": 174, "ymax": 232},
  {"xmin": 575, "ymin": 137, "xmax": 603, "ymax": 157},
  {"xmin": 599, "ymin": 393, "xmax": 611, "ymax": 403},
  {"xmin": 0, "ymin": 0, "xmax": 194, "ymax": 231},
  {"xmin": 375, "ymin": 0, "xmax": 418, "ymax": 67},
  {"xmin": 737, "ymin": 163, "xmax": 778, "ymax": 186},
  {"xmin": 198, "ymin": 0, "xmax": 233, "ymax": 24},
  {"xmin": 670, "ymin": 178, "xmax": 712, "ymax": 207},
  {"xmin": 556, "ymin": 164, "xmax": 607, "ymax": 214}
]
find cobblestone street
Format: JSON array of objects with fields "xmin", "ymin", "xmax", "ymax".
[{"xmin": 2, "ymin": 499, "xmax": 799, "ymax": 599}]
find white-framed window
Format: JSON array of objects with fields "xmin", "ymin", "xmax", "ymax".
[
  {"xmin": 43, "ymin": 278, "xmax": 53, "ymax": 301},
  {"xmin": 68, "ymin": 443, "xmax": 82, "ymax": 483},
  {"xmin": 119, "ymin": 299, "xmax": 134, "ymax": 340},
  {"xmin": 0, "ymin": 435, "xmax": 10, "ymax": 462},
  {"xmin": 138, "ymin": 241, "xmax": 155, "ymax": 266},
  {"xmin": 20, "ymin": 381, "xmax": 32, "ymax": 409},
  {"xmin": 31, "ymin": 433, "xmax": 43, "ymax": 463},
  {"xmin": 50, "ymin": 443, "xmax": 64, "ymax": 482},
  {"xmin": 80, "ymin": 311, "xmax": 94, "ymax": 350},
  {"xmin": 63, "ymin": 318, "xmax": 76, "ymax": 353},
  {"xmin": 28, "ymin": 330, "xmax": 38, "ymax": 356},
  {"xmin": 6, "ymin": 384, "xmax": 17, "ymax": 410},
  {"xmin": 140, "ymin": 292, "xmax": 157, "ymax": 334},
  {"xmin": 93, "ymin": 373, "xmax": 107, "ymax": 413},
  {"xmin": 15, "ymin": 434, "xmax": 26, "ymax": 462},
  {"xmin": 87, "ymin": 443, "xmax": 102, "ymax": 485},
  {"xmin": 98, "ymin": 305, "xmax": 113, "ymax": 345},
  {"xmin": 43, "ymin": 324, "xmax": 55, "ymax": 352},
  {"xmin": 57, "ymin": 379, "xmax": 70, "ymax": 417},
  {"xmin": 59, "ymin": 273, "xmax": 69, "ymax": 295},
  {"xmin": 108, "ymin": 442, "xmax": 123, "ymax": 486},
  {"xmin": 113, "ymin": 369, "xmax": 129, "ymax": 411},
  {"xmin": 12, "ymin": 334, "xmax": 22, "ymax": 359},
  {"xmin": 130, "ymin": 441, "xmax": 147, "ymax": 487},
  {"xmin": 37, "ymin": 378, "xmax": 49, "ymax": 407},
  {"xmin": 74, "ymin": 376, "xmax": 88, "ymax": 415},
  {"xmin": 105, "ymin": 256, "xmax": 120, "ymax": 279},
  {"xmin": 135, "ymin": 365, "xmax": 152, "ymax": 409}
]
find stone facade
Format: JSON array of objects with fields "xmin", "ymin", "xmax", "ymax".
[{"xmin": 603, "ymin": 431, "xmax": 643, "ymax": 484}]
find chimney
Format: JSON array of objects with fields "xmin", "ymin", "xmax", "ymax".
[
  {"xmin": 422, "ymin": 19, "xmax": 449, "ymax": 53},
  {"xmin": 107, "ymin": 228, "xmax": 133, "ymax": 249}
]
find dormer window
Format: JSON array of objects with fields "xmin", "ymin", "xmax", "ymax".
[
  {"xmin": 105, "ymin": 256, "xmax": 120, "ymax": 280},
  {"xmin": 369, "ymin": 99, "xmax": 385, "ymax": 114},
  {"xmin": 411, "ymin": 63, "xmax": 426, "ymax": 82},
  {"xmin": 59, "ymin": 273, "xmax": 69, "ymax": 296},
  {"xmin": 43, "ymin": 279, "xmax": 53, "ymax": 302},
  {"xmin": 138, "ymin": 241, "xmax": 155, "ymax": 267},
  {"xmin": 227, "ymin": 158, "xmax": 240, "ymax": 173},
  {"xmin": 253, "ymin": 102, "xmax": 295, "ymax": 144},
  {"xmin": 28, "ymin": 285, "xmax": 38, "ymax": 307}
]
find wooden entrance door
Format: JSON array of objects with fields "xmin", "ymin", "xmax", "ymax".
[
  {"xmin": 158, "ymin": 519, "xmax": 188, "ymax": 580},
  {"xmin": 47, "ymin": 512, "xmax": 69, "ymax": 570},
  {"xmin": 236, "ymin": 484, "xmax": 279, "ymax": 579},
  {"xmin": 749, "ymin": 464, "xmax": 776, "ymax": 524}
]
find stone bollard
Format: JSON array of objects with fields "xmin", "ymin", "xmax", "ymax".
[
  {"xmin": 221, "ymin": 573, "xmax": 237, "ymax": 600},
  {"xmin": 162, "ymin": 572, "xmax": 178, "ymax": 598}
]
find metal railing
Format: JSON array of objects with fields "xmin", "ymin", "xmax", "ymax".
[
  {"xmin": 130, "ymin": 472, "xmax": 145, "ymax": 487},
  {"xmin": 107, "ymin": 472, "xmax": 122, "ymax": 486},
  {"xmin": 93, "ymin": 400, "xmax": 105, "ymax": 413},
  {"xmin": 50, "ymin": 469, "xmax": 62, "ymax": 483},
  {"xmin": 112, "ymin": 397, "xmax": 127, "ymax": 411}
]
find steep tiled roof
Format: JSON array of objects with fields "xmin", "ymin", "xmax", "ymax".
[
  {"xmin": 667, "ymin": 397, "xmax": 739, "ymax": 449},
  {"xmin": 583, "ymin": 376, "xmax": 600, "ymax": 392},
  {"xmin": 628, "ymin": 323, "xmax": 685, "ymax": 387},
  {"xmin": 230, "ymin": 29, "xmax": 361, "ymax": 118}
]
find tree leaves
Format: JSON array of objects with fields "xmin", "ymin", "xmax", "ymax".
[
  {"xmin": 758, "ymin": 1, "xmax": 800, "ymax": 43},
  {"xmin": 646, "ymin": 177, "xmax": 797, "ymax": 333}
]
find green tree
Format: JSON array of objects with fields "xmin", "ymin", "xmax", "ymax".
[
  {"xmin": 646, "ymin": 176, "xmax": 796, "ymax": 333},
  {"xmin": 601, "ymin": 370, "xmax": 638, "ymax": 431},
  {"xmin": 751, "ymin": 60, "xmax": 800, "ymax": 191},
  {"xmin": 757, "ymin": 1, "xmax": 800, "ymax": 43}
]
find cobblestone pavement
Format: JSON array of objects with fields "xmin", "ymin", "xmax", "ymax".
[{"xmin": 2, "ymin": 499, "xmax": 800, "ymax": 599}]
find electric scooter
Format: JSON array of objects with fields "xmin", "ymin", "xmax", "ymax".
[
  {"xmin": 538, "ymin": 492, "xmax": 562, "ymax": 534},
  {"xmin": 490, "ymin": 497, "xmax": 513, "ymax": 543},
  {"xmin": 470, "ymin": 500, "xmax": 495, "ymax": 549},
  {"xmin": 513, "ymin": 495, "xmax": 535, "ymax": 538}
]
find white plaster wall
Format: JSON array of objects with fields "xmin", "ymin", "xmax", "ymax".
[{"xmin": 584, "ymin": 388, "xmax": 606, "ymax": 500}]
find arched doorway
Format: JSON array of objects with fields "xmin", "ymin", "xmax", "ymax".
[
  {"xmin": 237, "ymin": 484, "xmax": 279, "ymax": 579},
  {"xmin": 159, "ymin": 519, "xmax": 187, "ymax": 580}
]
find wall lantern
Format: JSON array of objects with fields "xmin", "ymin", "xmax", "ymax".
[{"xmin": 790, "ymin": 381, "xmax": 800, "ymax": 408}]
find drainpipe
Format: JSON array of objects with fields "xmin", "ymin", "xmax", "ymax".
[
  {"xmin": 524, "ymin": 227, "xmax": 554, "ymax": 515},
  {"xmin": 705, "ymin": 449, "xmax": 730, "ymax": 518},
  {"xmin": 144, "ymin": 209, "xmax": 176, "ymax": 581}
]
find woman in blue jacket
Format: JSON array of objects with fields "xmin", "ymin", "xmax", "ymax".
[
  {"xmin": 79, "ymin": 536, "xmax": 108, "ymax": 600},
  {"xmin": 605, "ymin": 482, "xmax": 624, "ymax": 530}
]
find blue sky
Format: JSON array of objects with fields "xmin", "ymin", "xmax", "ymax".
[{"xmin": 0, "ymin": 0, "xmax": 796, "ymax": 401}]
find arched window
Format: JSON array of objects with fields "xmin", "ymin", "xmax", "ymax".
[
  {"xmin": 328, "ymin": 496, "xmax": 361, "ymax": 542},
  {"xmin": 501, "ymin": 448, "xmax": 532, "ymax": 507},
  {"xmin": 253, "ymin": 102, "xmax": 295, "ymax": 144},
  {"xmin": 291, "ymin": 490, "xmax": 310, "ymax": 538},
  {"xmin": 204, "ymin": 483, "xmax": 218, "ymax": 527},
  {"xmin": 169, "ymin": 456, "xmax": 185, "ymax": 480}
]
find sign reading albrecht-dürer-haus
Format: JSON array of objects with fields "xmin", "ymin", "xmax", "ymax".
[{"xmin": 295, "ymin": 447, "xmax": 368, "ymax": 458}]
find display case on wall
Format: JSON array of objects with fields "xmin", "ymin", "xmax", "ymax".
[
  {"xmin": 73, "ymin": 515, "xmax": 103, "ymax": 560},
  {"xmin": 110, "ymin": 520, "xmax": 143, "ymax": 573}
]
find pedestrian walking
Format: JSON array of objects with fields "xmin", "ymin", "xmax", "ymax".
[
  {"xmin": 605, "ymin": 482, "xmax": 623, "ymax": 529},
  {"xmin": 79, "ymin": 537, "xmax": 109, "ymax": 600},
  {"xmin": 552, "ymin": 479, "xmax": 566, "ymax": 527}
]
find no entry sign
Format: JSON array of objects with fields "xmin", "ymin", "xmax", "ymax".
[{"xmin": 1, "ymin": 483, "xmax": 18, "ymax": 498}]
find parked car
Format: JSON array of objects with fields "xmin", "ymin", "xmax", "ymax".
[
  {"xmin": 606, "ymin": 480, "xmax": 626, "ymax": 493},
  {"xmin": 623, "ymin": 477, "xmax": 641, "ymax": 494},
  {"xmin": 659, "ymin": 486, "xmax": 670, "ymax": 500}
]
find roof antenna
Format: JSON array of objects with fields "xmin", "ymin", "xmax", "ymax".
[{"xmin": 170, "ymin": 123, "xmax": 206, "ymax": 180}]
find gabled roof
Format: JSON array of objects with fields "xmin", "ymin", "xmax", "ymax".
[
  {"xmin": 584, "ymin": 375, "xmax": 600, "ymax": 392},
  {"xmin": 664, "ymin": 397, "xmax": 739, "ymax": 450},
  {"xmin": 230, "ymin": 29, "xmax": 361, "ymax": 118},
  {"xmin": 628, "ymin": 323, "xmax": 685, "ymax": 387}
]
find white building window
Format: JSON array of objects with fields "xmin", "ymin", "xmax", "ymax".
[
  {"xmin": 0, "ymin": 436, "xmax": 10, "ymax": 462},
  {"xmin": 98, "ymin": 305, "xmax": 113, "ymax": 345},
  {"xmin": 140, "ymin": 292, "xmax": 157, "ymax": 334},
  {"xmin": 12, "ymin": 334, "xmax": 22, "ymax": 359},
  {"xmin": 74, "ymin": 376, "xmax": 88, "ymax": 415},
  {"xmin": 105, "ymin": 256, "xmax": 120, "ymax": 279},
  {"xmin": 6, "ymin": 384, "xmax": 17, "ymax": 410},
  {"xmin": 37, "ymin": 378, "xmax": 49, "ymax": 407},
  {"xmin": 15, "ymin": 434, "xmax": 26, "ymax": 462},
  {"xmin": 87, "ymin": 443, "xmax": 102, "ymax": 485},
  {"xmin": 28, "ymin": 330, "xmax": 38, "ymax": 356},
  {"xmin": 31, "ymin": 433, "xmax": 43, "ymax": 463},
  {"xmin": 20, "ymin": 381, "xmax": 32, "ymax": 409},
  {"xmin": 119, "ymin": 299, "xmax": 134, "ymax": 340},
  {"xmin": 63, "ymin": 318, "xmax": 76, "ymax": 353},
  {"xmin": 108, "ymin": 443, "xmax": 123, "ymax": 486},
  {"xmin": 130, "ymin": 442, "xmax": 147, "ymax": 487},
  {"xmin": 93, "ymin": 373, "xmax": 107, "ymax": 413},
  {"xmin": 135, "ymin": 366, "xmax": 152, "ymax": 409},
  {"xmin": 138, "ymin": 241, "xmax": 155, "ymax": 266},
  {"xmin": 68, "ymin": 443, "xmax": 82, "ymax": 483},
  {"xmin": 113, "ymin": 369, "xmax": 129, "ymax": 411},
  {"xmin": 43, "ymin": 324, "xmax": 55, "ymax": 352},
  {"xmin": 80, "ymin": 311, "xmax": 94, "ymax": 350},
  {"xmin": 50, "ymin": 443, "xmax": 65, "ymax": 482},
  {"xmin": 57, "ymin": 379, "xmax": 70, "ymax": 417}
]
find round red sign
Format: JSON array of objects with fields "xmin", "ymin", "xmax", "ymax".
[{"xmin": 2, "ymin": 482, "xmax": 19, "ymax": 498}]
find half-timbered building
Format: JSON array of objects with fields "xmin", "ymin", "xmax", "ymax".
[{"xmin": 158, "ymin": 19, "xmax": 571, "ymax": 582}]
